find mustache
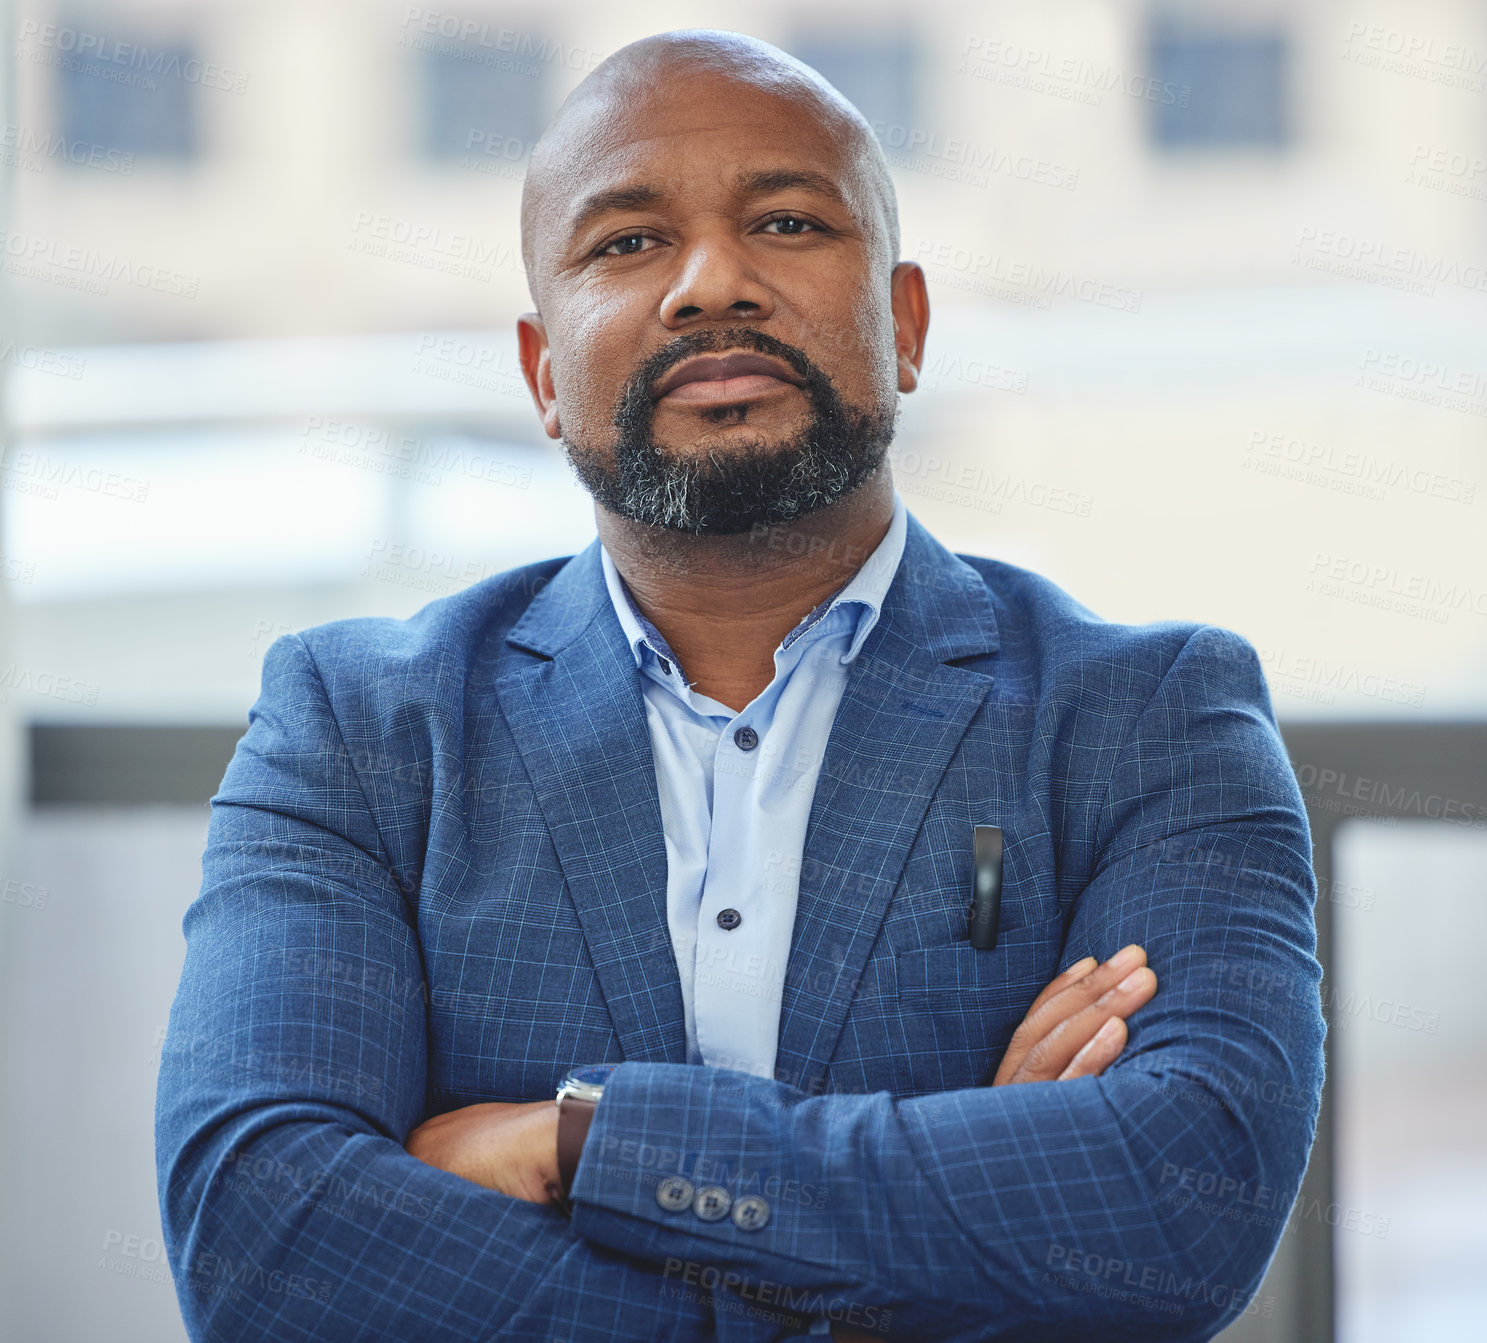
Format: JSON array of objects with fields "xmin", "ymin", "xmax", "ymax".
[
  {"xmin": 577, "ymin": 322, "xmax": 895, "ymax": 535},
  {"xmin": 615, "ymin": 326, "xmax": 829, "ymax": 422}
]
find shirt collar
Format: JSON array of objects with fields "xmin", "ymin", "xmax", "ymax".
[{"xmin": 599, "ymin": 488, "xmax": 908, "ymax": 687}]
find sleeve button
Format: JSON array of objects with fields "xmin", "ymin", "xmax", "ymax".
[
  {"xmin": 693, "ymin": 1185, "xmax": 732, "ymax": 1221},
  {"xmin": 732, "ymin": 1194, "xmax": 770, "ymax": 1231},
  {"xmin": 656, "ymin": 1176, "xmax": 694, "ymax": 1212}
]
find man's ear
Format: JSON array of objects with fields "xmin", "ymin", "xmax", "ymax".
[
  {"xmin": 517, "ymin": 312, "xmax": 562, "ymax": 439},
  {"xmin": 888, "ymin": 261, "xmax": 931, "ymax": 394}
]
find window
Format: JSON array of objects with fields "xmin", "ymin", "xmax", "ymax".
[
  {"xmin": 1147, "ymin": 26, "xmax": 1290, "ymax": 150},
  {"xmin": 1333, "ymin": 820, "xmax": 1487, "ymax": 1342},
  {"xmin": 416, "ymin": 39, "xmax": 552, "ymax": 162},
  {"xmin": 53, "ymin": 28, "xmax": 199, "ymax": 160}
]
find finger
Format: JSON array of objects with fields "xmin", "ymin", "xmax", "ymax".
[
  {"xmin": 995, "ymin": 945, "xmax": 1145, "ymax": 1083},
  {"xmin": 1026, "ymin": 955, "xmax": 1098, "ymax": 1015},
  {"xmin": 994, "ymin": 956, "xmax": 1099, "ymax": 1083},
  {"xmin": 1057, "ymin": 1015, "xmax": 1127, "ymax": 1080},
  {"xmin": 1020, "ymin": 944, "xmax": 1147, "ymax": 1042},
  {"xmin": 1013, "ymin": 966, "xmax": 1156, "ymax": 1083}
]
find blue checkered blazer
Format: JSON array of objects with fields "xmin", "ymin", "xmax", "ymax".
[{"xmin": 156, "ymin": 510, "xmax": 1325, "ymax": 1342}]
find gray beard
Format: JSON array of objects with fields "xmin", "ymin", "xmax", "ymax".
[{"xmin": 560, "ymin": 326, "xmax": 897, "ymax": 536}]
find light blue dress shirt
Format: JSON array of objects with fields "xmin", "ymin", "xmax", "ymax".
[{"xmin": 598, "ymin": 489, "xmax": 908, "ymax": 1084}]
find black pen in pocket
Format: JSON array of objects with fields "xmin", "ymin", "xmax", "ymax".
[{"xmin": 968, "ymin": 825, "xmax": 1003, "ymax": 950}]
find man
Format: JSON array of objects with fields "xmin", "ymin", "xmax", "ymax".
[{"xmin": 156, "ymin": 29, "xmax": 1325, "ymax": 1343}]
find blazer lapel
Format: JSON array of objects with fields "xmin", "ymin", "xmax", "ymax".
[
  {"xmin": 490, "ymin": 513, "xmax": 1001, "ymax": 1091},
  {"xmin": 494, "ymin": 541, "xmax": 689, "ymax": 1065},
  {"xmin": 773, "ymin": 514, "xmax": 1001, "ymax": 1097}
]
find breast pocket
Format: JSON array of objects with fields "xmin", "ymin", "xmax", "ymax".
[{"xmin": 886, "ymin": 911, "xmax": 1067, "ymax": 1094}]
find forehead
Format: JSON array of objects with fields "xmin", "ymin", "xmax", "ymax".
[{"xmin": 542, "ymin": 75, "xmax": 868, "ymax": 231}]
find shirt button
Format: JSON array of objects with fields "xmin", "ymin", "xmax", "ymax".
[
  {"xmin": 732, "ymin": 1194, "xmax": 770, "ymax": 1231},
  {"xmin": 733, "ymin": 725, "xmax": 759, "ymax": 751},
  {"xmin": 656, "ymin": 1176, "xmax": 694, "ymax": 1212},
  {"xmin": 716, "ymin": 908, "xmax": 742, "ymax": 931},
  {"xmin": 693, "ymin": 1185, "xmax": 732, "ymax": 1222}
]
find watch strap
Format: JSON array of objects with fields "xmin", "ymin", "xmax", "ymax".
[{"xmin": 556, "ymin": 1094, "xmax": 597, "ymax": 1203}]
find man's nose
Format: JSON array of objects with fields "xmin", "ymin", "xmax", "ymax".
[{"xmin": 660, "ymin": 235, "xmax": 775, "ymax": 327}]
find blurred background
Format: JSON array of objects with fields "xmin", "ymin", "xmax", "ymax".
[{"xmin": 0, "ymin": 0, "xmax": 1483, "ymax": 1340}]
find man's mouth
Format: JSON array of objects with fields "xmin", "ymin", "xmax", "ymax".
[{"xmin": 650, "ymin": 351, "xmax": 806, "ymax": 405}]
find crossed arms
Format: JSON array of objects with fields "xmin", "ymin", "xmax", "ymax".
[
  {"xmin": 403, "ymin": 948, "xmax": 1161, "ymax": 1341},
  {"xmin": 155, "ymin": 626, "xmax": 1325, "ymax": 1341}
]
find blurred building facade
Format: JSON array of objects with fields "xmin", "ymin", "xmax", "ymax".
[{"xmin": 1, "ymin": 0, "xmax": 1483, "ymax": 719}]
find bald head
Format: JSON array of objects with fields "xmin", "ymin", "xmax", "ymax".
[{"xmin": 519, "ymin": 29, "xmax": 901, "ymax": 304}]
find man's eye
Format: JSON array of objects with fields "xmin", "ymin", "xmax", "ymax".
[
  {"xmin": 762, "ymin": 216, "xmax": 817, "ymax": 235},
  {"xmin": 597, "ymin": 233, "xmax": 654, "ymax": 256}
]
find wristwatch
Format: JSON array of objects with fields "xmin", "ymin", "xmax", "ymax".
[{"xmin": 555, "ymin": 1063, "xmax": 619, "ymax": 1207}]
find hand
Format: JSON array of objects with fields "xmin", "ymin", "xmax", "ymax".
[
  {"xmin": 992, "ymin": 943, "xmax": 1157, "ymax": 1086},
  {"xmin": 405, "ymin": 1099, "xmax": 564, "ymax": 1206}
]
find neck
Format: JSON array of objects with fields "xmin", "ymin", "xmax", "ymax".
[{"xmin": 598, "ymin": 470, "xmax": 896, "ymax": 712}]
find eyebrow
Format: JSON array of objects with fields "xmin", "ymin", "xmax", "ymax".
[
  {"xmin": 733, "ymin": 168, "xmax": 846, "ymax": 206},
  {"xmin": 566, "ymin": 184, "xmax": 666, "ymax": 240},
  {"xmin": 566, "ymin": 168, "xmax": 849, "ymax": 241}
]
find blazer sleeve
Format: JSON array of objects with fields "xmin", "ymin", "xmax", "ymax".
[
  {"xmin": 566, "ymin": 626, "xmax": 1327, "ymax": 1342},
  {"xmin": 154, "ymin": 632, "xmax": 714, "ymax": 1342}
]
